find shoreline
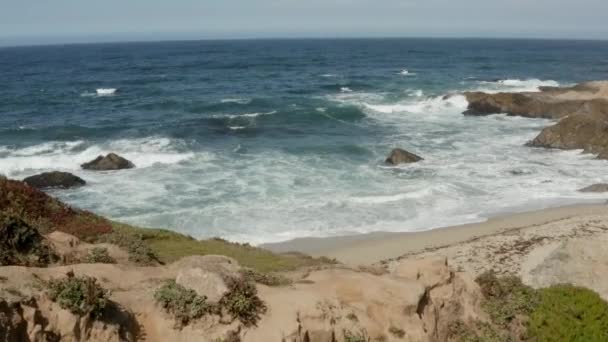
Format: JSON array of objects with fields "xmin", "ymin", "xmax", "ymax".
[{"xmin": 263, "ymin": 201, "xmax": 608, "ymax": 265}]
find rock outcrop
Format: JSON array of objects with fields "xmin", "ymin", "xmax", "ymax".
[
  {"xmin": 463, "ymin": 91, "xmax": 583, "ymax": 118},
  {"xmin": 386, "ymin": 148, "xmax": 423, "ymax": 165},
  {"xmin": 81, "ymin": 153, "xmax": 135, "ymax": 171},
  {"xmin": 527, "ymin": 99, "xmax": 608, "ymax": 157},
  {"xmin": 463, "ymin": 81, "xmax": 608, "ymax": 158},
  {"xmin": 23, "ymin": 171, "xmax": 86, "ymax": 189},
  {"xmin": 579, "ymin": 184, "xmax": 608, "ymax": 193},
  {"xmin": 463, "ymin": 81, "xmax": 608, "ymax": 119}
]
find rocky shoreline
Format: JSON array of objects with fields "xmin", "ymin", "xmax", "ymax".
[
  {"xmin": 2, "ymin": 81, "xmax": 608, "ymax": 341},
  {"xmin": 464, "ymin": 81, "xmax": 608, "ymax": 160}
]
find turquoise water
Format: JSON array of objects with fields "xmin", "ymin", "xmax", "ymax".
[{"xmin": 1, "ymin": 38, "xmax": 608, "ymax": 243}]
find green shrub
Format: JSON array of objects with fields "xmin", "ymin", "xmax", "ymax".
[
  {"xmin": 47, "ymin": 272, "xmax": 109, "ymax": 317},
  {"xmin": 154, "ymin": 280, "xmax": 209, "ymax": 326},
  {"xmin": 475, "ymin": 271, "xmax": 540, "ymax": 327},
  {"xmin": 84, "ymin": 247, "xmax": 116, "ymax": 264},
  {"xmin": 97, "ymin": 231, "xmax": 159, "ymax": 266},
  {"xmin": 529, "ymin": 285, "xmax": 608, "ymax": 342},
  {"xmin": 239, "ymin": 268, "xmax": 291, "ymax": 287},
  {"xmin": 220, "ymin": 277, "xmax": 267, "ymax": 327}
]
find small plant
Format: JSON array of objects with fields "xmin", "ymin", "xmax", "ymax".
[
  {"xmin": 154, "ymin": 280, "xmax": 209, "ymax": 326},
  {"xmin": 528, "ymin": 285, "xmax": 608, "ymax": 341},
  {"xmin": 388, "ymin": 326, "xmax": 405, "ymax": 338},
  {"xmin": 220, "ymin": 277, "xmax": 268, "ymax": 327},
  {"xmin": 343, "ymin": 329, "xmax": 369, "ymax": 342},
  {"xmin": 346, "ymin": 312, "xmax": 359, "ymax": 322},
  {"xmin": 240, "ymin": 268, "xmax": 291, "ymax": 287},
  {"xmin": 97, "ymin": 231, "xmax": 158, "ymax": 266},
  {"xmin": 47, "ymin": 272, "xmax": 109, "ymax": 317},
  {"xmin": 84, "ymin": 247, "xmax": 116, "ymax": 264}
]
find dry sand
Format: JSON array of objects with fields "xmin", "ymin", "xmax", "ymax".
[{"xmin": 264, "ymin": 202, "xmax": 608, "ymax": 266}]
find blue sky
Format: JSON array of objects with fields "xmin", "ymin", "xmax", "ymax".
[{"xmin": 2, "ymin": 0, "xmax": 607, "ymax": 45}]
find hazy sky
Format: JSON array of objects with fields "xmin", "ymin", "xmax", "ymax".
[{"xmin": 2, "ymin": 0, "xmax": 607, "ymax": 45}]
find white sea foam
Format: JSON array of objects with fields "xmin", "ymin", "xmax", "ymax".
[
  {"xmin": 340, "ymin": 87, "xmax": 353, "ymax": 93},
  {"xmin": 96, "ymin": 88, "xmax": 118, "ymax": 96},
  {"xmin": 0, "ymin": 137, "xmax": 193, "ymax": 176},
  {"xmin": 229, "ymin": 126, "xmax": 246, "ymax": 130},
  {"xmin": 477, "ymin": 79, "xmax": 560, "ymax": 93},
  {"xmin": 399, "ymin": 69, "xmax": 416, "ymax": 76},
  {"xmin": 212, "ymin": 111, "xmax": 277, "ymax": 119},
  {"xmin": 220, "ymin": 98, "xmax": 252, "ymax": 105}
]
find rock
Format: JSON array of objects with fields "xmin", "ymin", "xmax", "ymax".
[
  {"xmin": 81, "ymin": 153, "xmax": 135, "ymax": 171},
  {"xmin": 463, "ymin": 91, "xmax": 584, "ymax": 118},
  {"xmin": 598, "ymin": 150, "xmax": 608, "ymax": 160},
  {"xmin": 579, "ymin": 184, "xmax": 608, "ymax": 193},
  {"xmin": 528, "ymin": 99, "xmax": 608, "ymax": 154},
  {"xmin": 523, "ymin": 237, "xmax": 608, "ymax": 301},
  {"xmin": 393, "ymin": 256, "xmax": 452, "ymax": 289},
  {"xmin": 463, "ymin": 81, "xmax": 608, "ymax": 119},
  {"xmin": 385, "ymin": 148, "xmax": 423, "ymax": 165},
  {"xmin": 176, "ymin": 268, "xmax": 229, "ymax": 304},
  {"xmin": 23, "ymin": 171, "xmax": 86, "ymax": 189}
]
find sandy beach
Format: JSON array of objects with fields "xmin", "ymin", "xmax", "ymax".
[{"xmin": 264, "ymin": 202, "xmax": 608, "ymax": 265}]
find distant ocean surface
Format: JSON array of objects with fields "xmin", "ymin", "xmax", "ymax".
[{"xmin": 2, "ymin": 38, "xmax": 608, "ymax": 244}]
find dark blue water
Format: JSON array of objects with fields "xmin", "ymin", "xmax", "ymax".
[{"xmin": 2, "ymin": 38, "xmax": 608, "ymax": 243}]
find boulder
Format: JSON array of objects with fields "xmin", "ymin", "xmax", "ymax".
[
  {"xmin": 527, "ymin": 99, "xmax": 608, "ymax": 154},
  {"xmin": 81, "ymin": 153, "xmax": 135, "ymax": 171},
  {"xmin": 385, "ymin": 148, "xmax": 423, "ymax": 165},
  {"xmin": 579, "ymin": 184, "xmax": 608, "ymax": 193},
  {"xmin": 23, "ymin": 171, "xmax": 86, "ymax": 189},
  {"xmin": 176, "ymin": 268, "xmax": 229, "ymax": 304}
]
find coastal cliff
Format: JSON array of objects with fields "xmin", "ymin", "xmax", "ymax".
[{"xmin": 1, "ymin": 177, "xmax": 608, "ymax": 341}]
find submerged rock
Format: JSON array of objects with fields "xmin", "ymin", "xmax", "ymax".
[
  {"xmin": 385, "ymin": 148, "xmax": 423, "ymax": 165},
  {"xmin": 23, "ymin": 171, "xmax": 86, "ymax": 189},
  {"xmin": 81, "ymin": 153, "xmax": 135, "ymax": 171},
  {"xmin": 579, "ymin": 184, "xmax": 608, "ymax": 193}
]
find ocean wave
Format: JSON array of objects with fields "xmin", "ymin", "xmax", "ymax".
[
  {"xmin": 220, "ymin": 98, "xmax": 252, "ymax": 105},
  {"xmin": 399, "ymin": 69, "xmax": 416, "ymax": 76},
  {"xmin": 0, "ymin": 137, "xmax": 194, "ymax": 176},
  {"xmin": 364, "ymin": 94, "xmax": 468, "ymax": 115},
  {"xmin": 96, "ymin": 88, "xmax": 118, "ymax": 96},
  {"xmin": 340, "ymin": 87, "xmax": 353, "ymax": 93},
  {"xmin": 211, "ymin": 111, "xmax": 277, "ymax": 119},
  {"xmin": 229, "ymin": 126, "xmax": 247, "ymax": 130},
  {"xmin": 476, "ymin": 79, "xmax": 560, "ymax": 93}
]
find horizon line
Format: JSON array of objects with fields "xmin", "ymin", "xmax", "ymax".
[{"xmin": 1, "ymin": 34, "xmax": 608, "ymax": 49}]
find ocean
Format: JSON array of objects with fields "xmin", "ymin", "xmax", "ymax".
[{"xmin": 1, "ymin": 38, "xmax": 608, "ymax": 244}]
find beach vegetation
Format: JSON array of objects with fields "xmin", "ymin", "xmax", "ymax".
[
  {"xmin": 529, "ymin": 285, "xmax": 608, "ymax": 341},
  {"xmin": 84, "ymin": 247, "xmax": 116, "ymax": 264},
  {"xmin": 220, "ymin": 277, "xmax": 268, "ymax": 327},
  {"xmin": 154, "ymin": 280, "xmax": 210, "ymax": 326},
  {"xmin": 47, "ymin": 272, "xmax": 109, "ymax": 317},
  {"xmin": 475, "ymin": 271, "xmax": 608, "ymax": 342}
]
